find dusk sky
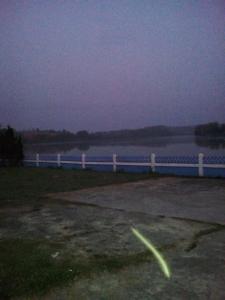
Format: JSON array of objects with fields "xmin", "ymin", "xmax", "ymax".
[{"xmin": 0, "ymin": 0, "xmax": 224, "ymax": 132}]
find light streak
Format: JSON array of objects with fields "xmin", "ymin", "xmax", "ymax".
[{"xmin": 131, "ymin": 227, "xmax": 171, "ymax": 279}]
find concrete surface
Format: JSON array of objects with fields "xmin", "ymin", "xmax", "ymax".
[
  {"xmin": 46, "ymin": 177, "xmax": 225, "ymax": 299},
  {"xmin": 49, "ymin": 177, "xmax": 225, "ymax": 225}
]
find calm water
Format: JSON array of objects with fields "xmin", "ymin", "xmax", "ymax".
[{"xmin": 25, "ymin": 136, "xmax": 225, "ymax": 157}]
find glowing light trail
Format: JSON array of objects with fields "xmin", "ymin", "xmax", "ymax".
[{"xmin": 131, "ymin": 227, "xmax": 171, "ymax": 279}]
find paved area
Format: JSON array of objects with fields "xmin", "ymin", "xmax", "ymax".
[
  {"xmin": 44, "ymin": 177, "xmax": 225, "ymax": 299},
  {"xmin": 49, "ymin": 177, "xmax": 225, "ymax": 225}
]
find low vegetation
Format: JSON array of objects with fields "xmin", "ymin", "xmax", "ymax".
[
  {"xmin": 0, "ymin": 126, "xmax": 24, "ymax": 166},
  {"xmin": 0, "ymin": 239, "xmax": 74, "ymax": 299},
  {"xmin": 0, "ymin": 238, "xmax": 153, "ymax": 299},
  {"xmin": 0, "ymin": 167, "xmax": 152, "ymax": 206}
]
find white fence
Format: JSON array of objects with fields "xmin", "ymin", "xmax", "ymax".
[{"xmin": 24, "ymin": 153, "xmax": 225, "ymax": 177}]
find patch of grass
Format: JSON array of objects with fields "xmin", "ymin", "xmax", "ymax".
[
  {"xmin": 0, "ymin": 167, "xmax": 156, "ymax": 206},
  {"xmin": 0, "ymin": 238, "xmax": 154, "ymax": 299},
  {"xmin": 0, "ymin": 239, "xmax": 74, "ymax": 299}
]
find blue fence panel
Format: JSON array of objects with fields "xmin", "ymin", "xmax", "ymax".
[
  {"xmin": 204, "ymin": 167, "xmax": 225, "ymax": 177},
  {"xmin": 86, "ymin": 156, "xmax": 112, "ymax": 162},
  {"xmin": 116, "ymin": 156, "xmax": 149, "ymax": 173},
  {"xmin": 204, "ymin": 156, "xmax": 225, "ymax": 164},
  {"xmin": 155, "ymin": 166, "xmax": 199, "ymax": 177},
  {"xmin": 39, "ymin": 154, "xmax": 56, "ymax": 161},
  {"xmin": 85, "ymin": 156, "xmax": 113, "ymax": 172},
  {"xmin": 60, "ymin": 155, "xmax": 82, "ymax": 169},
  {"xmin": 61, "ymin": 155, "xmax": 81, "ymax": 162},
  {"xmin": 156, "ymin": 156, "xmax": 198, "ymax": 164},
  {"xmin": 203, "ymin": 156, "xmax": 225, "ymax": 177},
  {"xmin": 117, "ymin": 156, "xmax": 149, "ymax": 163}
]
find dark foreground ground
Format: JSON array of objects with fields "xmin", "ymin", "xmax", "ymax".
[{"xmin": 0, "ymin": 168, "xmax": 225, "ymax": 299}]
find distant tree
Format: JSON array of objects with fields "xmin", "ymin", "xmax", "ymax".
[
  {"xmin": 0, "ymin": 126, "xmax": 24, "ymax": 166},
  {"xmin": 195, "ymin": 122, "xmax": 225, "ymax": 137},
  {"xmin": 76, "ymin": 130, "xmax": 89, "ymax": 139}
]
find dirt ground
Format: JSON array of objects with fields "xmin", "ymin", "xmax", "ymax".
[{"xmin": 1, "ymin": 177, "xmax": 225, "ymax": 299}]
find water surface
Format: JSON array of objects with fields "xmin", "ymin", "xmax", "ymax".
[{"xmin": 25, "ymin": 136, "xmax": 225, "ymax": 156}]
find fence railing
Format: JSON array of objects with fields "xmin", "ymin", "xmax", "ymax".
[{"xmin": 24, "ymin": 153, "xmax": 225, "ymax": 177}]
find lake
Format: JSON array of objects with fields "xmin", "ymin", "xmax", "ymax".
[{"xmin": 25, "ymin": 136, "xmax": 225, "ymax": 157}]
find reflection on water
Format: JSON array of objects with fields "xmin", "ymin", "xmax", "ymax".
[
  {"xmin": 195, "ymin": 136, "xmax": 225, "ymax": 150},
  {"xmin": 25, "ymin": 136, "xmax": 225, "ymax": 156}
]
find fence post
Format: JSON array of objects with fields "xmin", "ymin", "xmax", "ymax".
[
  {"xmin": 151, "ymin": 153, "xmax": 156, "ymax": 172},
  {"xmin": 198, "ymin": 153, "xmax": 204, "ymax": 177},
  {"xmin": 81, "ymin": 153, "xmax": 86, "ymax": 169},
  {"xmin": 36, "ymin": 153, "xmax": 39, "ymax": 167},
  {"xmin": 113, "ymin": 154, "xmax": 117, "ymax": 172},
  {"xmin": 57, "ymin": 153, "xmax": 61, "ymax": 167}
]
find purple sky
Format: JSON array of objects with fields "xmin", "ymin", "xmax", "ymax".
[{"xmin": 0, "ymin": 0, "xmax": 224, "ymax": 132}]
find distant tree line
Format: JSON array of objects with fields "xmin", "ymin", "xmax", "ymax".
[
  {"xmin": 22, "ymin": 129, "xmax": 76, "ymax": 144},
  {"xmin": 21, "ymin": 125, "xmax": 195, "ymax": 144},
  {"xmin": 195, "ymin": 123, "xmax": 225, "ymax": 137},
  {"xmin": 0, "ymin": 126, "xmax": 24, "ymax": 166}
]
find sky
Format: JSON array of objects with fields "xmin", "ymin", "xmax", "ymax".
[{"xmin": 0, "ymin": 0, "xmax": 224, "ymax": 132}]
